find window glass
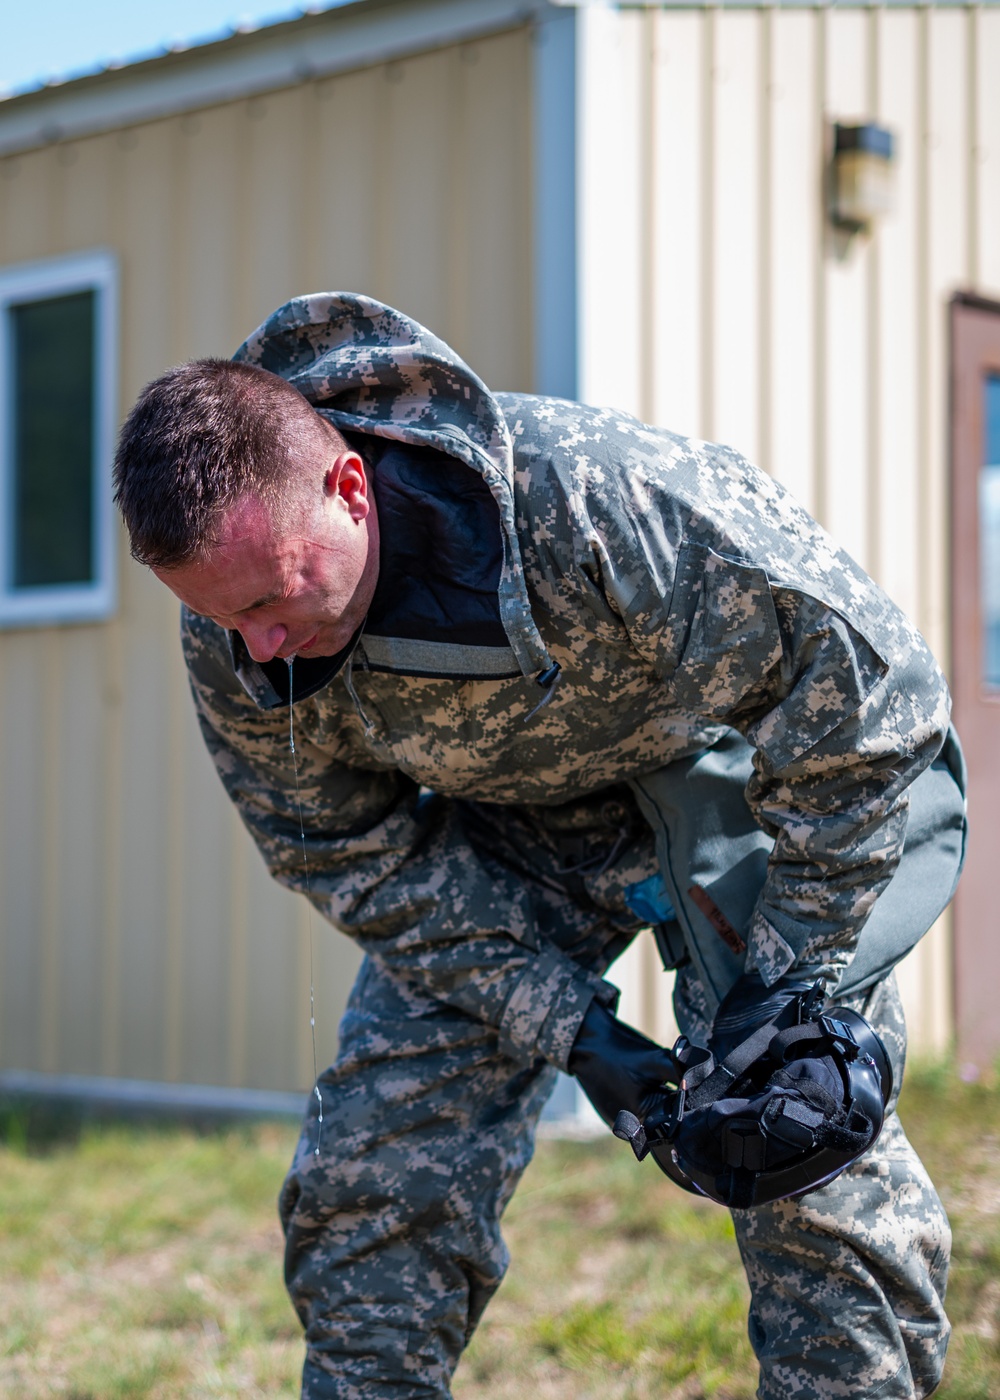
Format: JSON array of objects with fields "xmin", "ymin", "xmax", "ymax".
[
  {"xmin": 0, "ymin": 250, "xmax": 116, "ymax": 627},
  {"xmin": 981, "ymin": 373, "xmax": 1000, "ymax": 689},
  {"xmin": 10, "ymin": 290, "xmax": 95, "ymax": 588}
]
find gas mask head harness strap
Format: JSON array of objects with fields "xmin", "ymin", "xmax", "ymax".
[{"xmin": 613, "ymin": 983, "xmax": 892, "ymax": 1210}]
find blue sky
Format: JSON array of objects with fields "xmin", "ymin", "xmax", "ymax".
[{"xmin": 0, "ymin": 0, "xmax": 352, "ymax": 97}]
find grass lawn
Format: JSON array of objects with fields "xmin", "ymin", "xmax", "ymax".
[{"xmin": 1, "ymin": 1064, "xmax": 998, "ymax": 1399}]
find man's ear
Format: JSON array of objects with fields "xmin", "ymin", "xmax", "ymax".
[{"xmin": 324, "ymin": 451, "xmax": 370, "ymax": 521}]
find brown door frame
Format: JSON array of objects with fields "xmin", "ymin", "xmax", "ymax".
[{"xmin": 950, "ymin": 291, "xmax": 1000, "ymax": 1067}]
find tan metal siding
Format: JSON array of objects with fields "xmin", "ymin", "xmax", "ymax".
[
  {"xmin": 0, "ymin": 24, "xmax": 534, "ymax": 1091},
  {"xmin": 2, "ymin": 5, "xmax": 992, "ymax": 1078},
  {"xmin": 597, "ymin": 5, "xmax": 998, "ymax": 1054}
]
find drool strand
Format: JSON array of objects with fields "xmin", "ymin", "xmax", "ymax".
[{"xmin": 287, "ymin": 656, "xmax": 324, "ymax": 1157}]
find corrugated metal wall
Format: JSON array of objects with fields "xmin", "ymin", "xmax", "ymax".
[
  {"xmin": 586, "ymin": 4, "xmax": 1000, "ymax": 1055},
  {"xmin": 2, "ymin": 3, "xmax": 992, "ymax": 1085},
  {"xmin": 0, "ymin": 24, "xmax": 534, "ymax": 1090}
]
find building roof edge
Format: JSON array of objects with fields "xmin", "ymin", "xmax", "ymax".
[{"xmin": 0, "ymin": 0, "xmax": 548, "ymax": 158}]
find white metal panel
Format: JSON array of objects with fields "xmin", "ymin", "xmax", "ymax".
[
  {"xmin": 923, "ymin": 8, "xmax": 969, "ymax": 658},
  {"xmin": 767, "ymin": 10, "xmax": 820, "ymax": 512},
  {"xmin": 823, "ymin": 9, "xmax": 873, "ymax": 569},
  {"xmin": 874, "ymin": 9, "xmax": 921, "ymax": 624},
  {"xmin": 976, "ymin": 10, "xmax": 1000, "ymax": 299},
  {"xmin": 711, "ymin": 10, "xmax": 762, "ymax": 462},
  {"xmin": 902, "ymin": 8, "xmax": 972, "ymax": 1055},
  {"xmin": 648, "ymin": 9, "xmax": 705, "ymax": 440},
  {"xmin": 609, "ymin": 931, "xmax": 679, "ymax": 1053},
  {"xmin": 575, "ymin": 5, "xmax": 979, "ymax": 1055},
  {"xmin": 577, "ymin": 5, "xmax": 645, "ymax": 416}
]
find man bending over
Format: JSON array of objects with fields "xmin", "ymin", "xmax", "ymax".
[{"xmin": 114, "ymin": 293, "xmax": 966, "ymax": 1400}]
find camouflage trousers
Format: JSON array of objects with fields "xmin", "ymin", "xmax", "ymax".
[
  {"xmin": 732, "ymin": 974, "xmax": 951, "ymax": 1400},
  {"xmin": 278, "ymin": 960, "xmax": 950, "ymax": 1400}
]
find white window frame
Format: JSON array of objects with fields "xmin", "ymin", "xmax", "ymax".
[{"xmin": 0, "ymin": 249, "xmax": 118, "ymax": 627}]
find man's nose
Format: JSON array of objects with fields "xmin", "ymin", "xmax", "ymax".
[{"xmin": 240, "ymin": 621, "xmax": 288, "ymax": 664}]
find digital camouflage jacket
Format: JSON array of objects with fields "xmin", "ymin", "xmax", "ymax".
[{"xmin": 180, "ymin": 294, "xmax": 959, "ymax": 1071}]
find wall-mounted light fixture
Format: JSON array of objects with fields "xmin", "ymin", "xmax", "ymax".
[{"xmin": 830, "ymin": 122, "xmax": 896, "ymax": 233}]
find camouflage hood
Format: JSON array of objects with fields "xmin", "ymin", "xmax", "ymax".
[{"xmin": 234, "ymin": 293, "xmax": 554, "ymax": 681}]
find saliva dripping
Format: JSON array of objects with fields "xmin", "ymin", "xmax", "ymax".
[{"xmin": 287, "ymin": 656, "xmax": 324, "ymax": 1157}]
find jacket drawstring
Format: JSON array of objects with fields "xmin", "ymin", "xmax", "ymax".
[{"xmin": 523, "ymin": 663, "xmax": 562, "ymax": 723}]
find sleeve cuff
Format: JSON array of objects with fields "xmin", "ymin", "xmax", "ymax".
[
  {"xmin": 745, "ymin": 910, "xmax": 856, "ymax": 990},
  {"xmin": 497, "ymin": 945, "xmax": 619, "ymax": 1070},
  {"xmin": 743, "ymin": 916, "xmax": 797, "ymax": 986}
]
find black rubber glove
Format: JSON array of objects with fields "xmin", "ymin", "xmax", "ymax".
[
  {"xmin": 568, "ymin": 999, "xmax": 679, "ymax": 1128},
  {"xmin": 709, "ymin": 972, "xmax": 819, "ymax": 1062}
]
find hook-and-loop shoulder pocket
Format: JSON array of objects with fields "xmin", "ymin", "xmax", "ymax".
[{"xmin": 668, "ymin": 544, "xmax": 783, "ymax": 715}]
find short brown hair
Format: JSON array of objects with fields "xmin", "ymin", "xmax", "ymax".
[{"xmin": 113, "ymin": 359, "xmax": 336, "ymax": 568}]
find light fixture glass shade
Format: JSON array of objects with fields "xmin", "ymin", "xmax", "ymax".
[{"xmin": 832, "ymin": 123, "xmax": 896, "ymax": 229}]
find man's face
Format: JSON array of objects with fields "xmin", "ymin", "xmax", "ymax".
[{"xmin": 154, "ymin": 440, "xmax": 380, "ymax": 664}]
